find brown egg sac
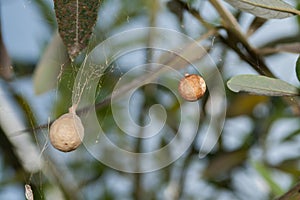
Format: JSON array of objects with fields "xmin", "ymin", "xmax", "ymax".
[
  {"xmin": 49, "ymin": 113, "xmax": 84, "ymax": 152},
  {"xmin": 178, "ymin": 74, "xmax": 206, "ymax": 101}
]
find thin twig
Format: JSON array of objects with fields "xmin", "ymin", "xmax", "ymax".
[
  {"xmin": 207, "ymin": 0, "xmax": 300, "ymax": 114},
  {"xmin": 208, "ymin": 0, "xmax": 273, "ymax": 76},
  {"xmin": 275, "ymin": 181, "xmax": 300, "ymax": 200},
  {"xmin": 16, "ymin": 31, "xmax": 215, "ymax": 135}
]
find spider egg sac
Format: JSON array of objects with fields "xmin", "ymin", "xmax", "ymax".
[
  {"xmin": 49, "ymin": 112, "xmax": 84, "ymax": 152},
  {"xmin": 178, "ymin": 74, "xmax": 206, "ymax": 101}
]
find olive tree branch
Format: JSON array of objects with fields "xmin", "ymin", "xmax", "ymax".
[
  {"xmin": 176, "ymin": 0, "xmax": 300, "ymax": 114},
  {"xmin": 208, "ymin": 0, "xmax": 273, "ymax": 76},
  {"xmin": 16, "ymin": 31, "xmax": 215, "ymax": 135}
]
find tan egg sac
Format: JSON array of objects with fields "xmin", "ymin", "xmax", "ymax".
[
  {"xmin": 49, "ymin": 113, "xmax": 84, "ymax": 152},
  {"xmin": 178, "ymin": 74, "xmax": 206, "ymax": 101}
]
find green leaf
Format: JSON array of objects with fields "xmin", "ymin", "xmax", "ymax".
[
  {"xmin": 253, "ymin": 161, "xmax": 284, "ymax": 196},
  {"xmin": 296, "ymin": 55, "xmax": 300, "ymax": 82},
  {"xmin": 224, "ymin": 0, "xmax": 300, "ymax": 19},
  {"xmin": 227, "ymin": 75, "xmax": 299, "ymax": 96},
  {"xmin": 33, "ymin": 31, "xmax": 69, "ymax": 94},
  {"xmin": 281, "ymin": 129, "xmax": 300, "ymax": 142},
  {"xmin": 54, "ymin": 0, "xmax": 101, "ymax": 60}
]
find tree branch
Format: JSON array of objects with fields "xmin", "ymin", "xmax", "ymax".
[{"xmin": 275, "ymin": 181, "xmax": 300, "ymax": 200}]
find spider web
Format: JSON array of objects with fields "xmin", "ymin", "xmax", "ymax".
[{"xmin": 2, "ymin": 0, "xmax": 230, "ymax": 199}]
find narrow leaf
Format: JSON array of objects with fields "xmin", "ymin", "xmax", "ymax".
[
  {"xmin": 247, "ymin": 17, "xmax": 267, "ymax": 37},
  {"xmin": 253, "ymin": 161, "xmax": 284, "ymax": 196},
  {"xmin": 227, "ymin": 75, "xmax": 299, "ymax": 96},
  {"xmin": 32, "ymin": 0, "xmax": 56, "ymax": 31},
  {"xmin": 281, "ymin": 129, "xmax": 300, "ymax": 142},
  {"xmin": 33, "ymin": 31, "xmax": 69, "ymax": 94},
  {"xmin": 225, "ymin": 0, "xmax": 300, "ymax": 19},
  {"xmin": 270, "ymin": 158, "xmax": 300, "ymax": 176},
  {"xmin": 54, "ymin": 0, "xmax": 101, "ymax": 60},
  {"xmin": 296, "ymin": 55, "xmax": 300, "ymax": 82}
]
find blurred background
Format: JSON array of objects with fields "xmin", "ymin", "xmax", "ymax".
[{"xmin": 1, "ymin": 0, "xmax": 300, "ymax": 199}]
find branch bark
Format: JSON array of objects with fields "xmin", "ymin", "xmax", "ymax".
[{"xmin": 276, "ymin": 181, "xmax": 300, "ymax": 200}]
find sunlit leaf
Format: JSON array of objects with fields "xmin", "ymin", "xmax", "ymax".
[
  {"xmin": 33, "ymin": 31, "xmax": 69, "ymax": 94},
  {"xmin": 296, "ymin": 55, "xmax": 300, "ymax": 82},
  {"xmin": 227, "ymin": 75, "xmax": 299, "ymax": 96},
  {"xmin": 54, "ymin": 0, "xmax": 101, "ymax": 60},
  {"xmin": 224, "ymin": 0, "xmax": 300, "ymax": 19}
]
